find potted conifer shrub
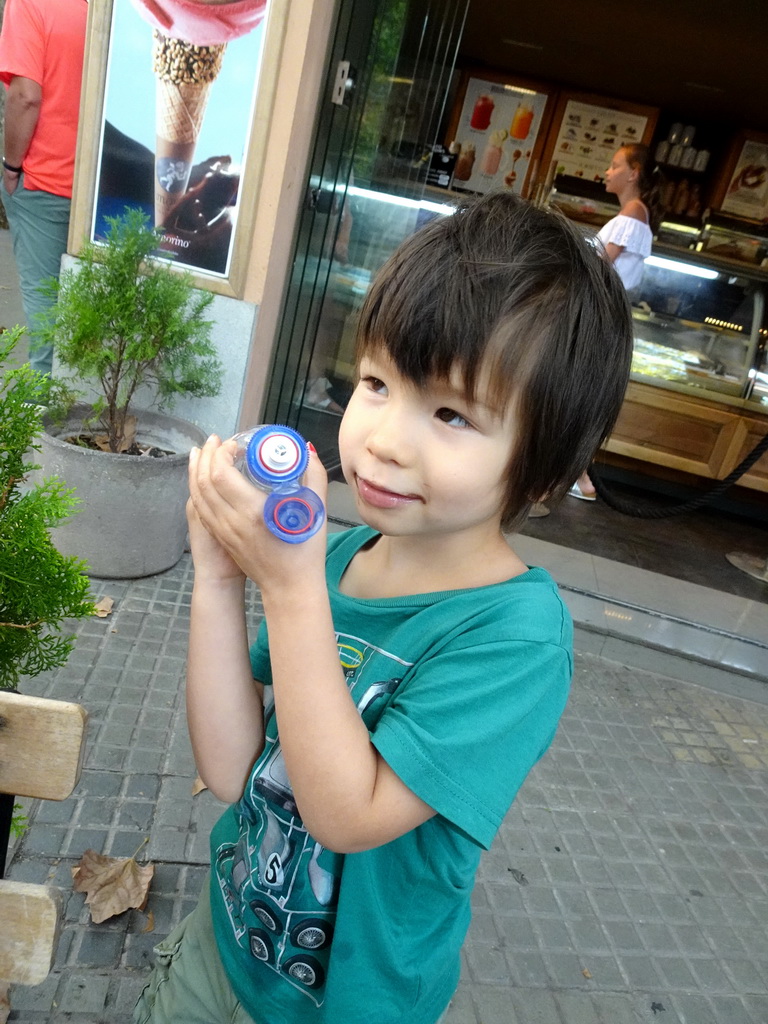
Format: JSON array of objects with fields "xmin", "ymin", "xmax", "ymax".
[
  {"xmin": 32, "ymin": 208, "xmax": 223, "ymax": 578},
  {"xmin": 0, "ymin": 327, "xmax": 95, "ymax": 855}
]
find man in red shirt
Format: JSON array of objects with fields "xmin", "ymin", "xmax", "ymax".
[{"xmin": 0, "ymin": 0, "xmax": 88, "ymax": 374}]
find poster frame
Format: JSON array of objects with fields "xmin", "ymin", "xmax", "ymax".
[
  {"xmin": 68, "ymin": 0, "xmax": 289, "ymax": 299},
  {"xmin": 444, "ymin": 67, "xmax": 556, "ymax": 199},
  {"xmin": 712, "ymin": 130, "xmax": 768, "ymax": 223},
  {"xmin": 538, "ymin": 88, "xmax": 658, "ymax": 192}
]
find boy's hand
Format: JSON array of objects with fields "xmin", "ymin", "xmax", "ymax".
[
  {"xmin": 186, "ymin": 489, "xmax": 245, "ymax": 584},
  {"xmin": 188, "ymin": 434, "xmax": 328, "ymax": 589}
]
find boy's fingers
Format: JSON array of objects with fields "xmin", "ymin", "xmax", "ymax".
[{"xmin": 210, "ymin": 441, "xmax": 262, "ymax": 510}]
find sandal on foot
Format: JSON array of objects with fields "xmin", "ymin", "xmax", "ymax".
[{"xmin": 568, "ymin": 483, "xmax": 596, "ymax": 501}]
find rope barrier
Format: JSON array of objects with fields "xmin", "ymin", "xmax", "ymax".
[{"xmin": 590, "ymin": 429, "xmax": 768, "ymax": 519}]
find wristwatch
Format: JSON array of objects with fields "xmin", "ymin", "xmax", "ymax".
[{"xmin": 2, "ymin": 158, "xmax": 22, "ymax": 174}]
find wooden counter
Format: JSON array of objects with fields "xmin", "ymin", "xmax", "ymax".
[{"xmin": 606, "ymin": 381, "xmax": 768, "ymax": 493}]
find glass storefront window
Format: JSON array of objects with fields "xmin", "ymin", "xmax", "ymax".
[{"xmin": 265, "ymin": 0, "xmax": 467, "ymax": 473}]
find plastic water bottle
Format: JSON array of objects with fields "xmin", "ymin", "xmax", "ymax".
[{"xmin": 231, "ymin": 425, "xmax": 325, "ymax": 543}]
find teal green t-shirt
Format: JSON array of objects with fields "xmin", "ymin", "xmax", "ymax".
[{"xmin": 210, "ymin": 526, "xmax": 572, "ymax": 1024}]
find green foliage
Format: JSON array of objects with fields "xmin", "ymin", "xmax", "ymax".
[
  {"xmin": 36, "ymin": 207, "xmax": 223, "ymax": 453},
  {"xmin": 352, "ymin": 0, "xmax": 408, "ymax": 184},
  {"xmin": 0, "ymin": 327, "xmax": 95, "ymax": 690},
  {"xmin": 11, "ymin": 803, "xmax": 28, "ymax": 838}
]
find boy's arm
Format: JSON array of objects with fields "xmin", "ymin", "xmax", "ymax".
[
  {"xmin": 261, "ymin": 577, "xmax": 436, "ymax": 853},
  {"xmin": 189, "ymin": 437, "xmax": 435, "ymax": 852},
  {"xmin": 185, "ymin": 496, "xmax": 266, "ymax": 804}
]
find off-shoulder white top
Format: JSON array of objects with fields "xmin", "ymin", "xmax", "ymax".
[{"xmin": 597, "ymin": 213, "xmax": 653, "ymax": 292}]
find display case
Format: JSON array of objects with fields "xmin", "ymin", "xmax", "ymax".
[
  {"xmin": 550, "ymin": 180, "xmax": 767, "ymax": 406},
  {"xmin": 611, "ymin": 247, "xmax": 768, "ymax": 491},
  {"xmin": 549, "ymin": 181, "xmax": 768, "ymax": 491},
  {"xmin": 629, "ymin": 246, "xmax": 766, "ymax": 407}
]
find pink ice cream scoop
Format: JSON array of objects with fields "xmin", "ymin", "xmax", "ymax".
[{"xmin": 131, "ymin": 0, "xmax": 267, "ymax": 46}]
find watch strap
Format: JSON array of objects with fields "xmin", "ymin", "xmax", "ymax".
[{"xmin": 2, "ymin": 158, "xmax": 22, "ymax": 174}]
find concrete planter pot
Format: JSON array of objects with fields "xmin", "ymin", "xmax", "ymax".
[{"xmin": 33, "ymin": 405, "xmax": 206, "ymax": 579}]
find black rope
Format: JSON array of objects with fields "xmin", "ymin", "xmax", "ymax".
[{"xmin": 590, "ymin": 429, "xmax": 768, "ymax": 519}]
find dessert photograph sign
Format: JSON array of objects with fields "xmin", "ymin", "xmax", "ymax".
[
  {"xmin": 449, "ymin": 76, "xmax": 551, "ymax": 197},
  {"xmin": 551, "ymin": 100, "xmax": 649, "ymax": 183},
  {"xmin": 90, "ymin": 0, "xmax": 270, "ymax": 279},
  {"xmin": 720, "ymin": 139, "xmax": 768, "ymax": 221}
]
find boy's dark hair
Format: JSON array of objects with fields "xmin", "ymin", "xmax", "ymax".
[{"xmin": 356, "ymin": 191, "xmax": 633, "ymax": 531}]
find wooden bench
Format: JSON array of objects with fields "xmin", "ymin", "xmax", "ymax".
[{"xmin": 0, "ymin": 691, "xmax": 88, "ymax": 989}]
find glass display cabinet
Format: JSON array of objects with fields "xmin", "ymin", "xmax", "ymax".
[
  {"xmin": 549, "ymin": 179, "xmax": 768, "ymax": 491},
  {"xmin": 614, "ymin": 248, "xmax": 768, "ymax": 491},
  {"xmin": 629, "ymin": 247, "xmax": 766, "ymax": 409}
]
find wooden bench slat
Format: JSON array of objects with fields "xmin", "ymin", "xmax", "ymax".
[
  {"xmin": 0, "ymin": 692, "xmax": 88, "ymax": 801},
  {"xmin": 0, "ymin": 881, "xmax": 62, "ymax": 986}
]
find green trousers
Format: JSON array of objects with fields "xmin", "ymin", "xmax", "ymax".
[{"xmin": 1, "ymin": 175, "xmax": 71, "ymax": 376}]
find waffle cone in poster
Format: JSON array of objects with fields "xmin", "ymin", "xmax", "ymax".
[
  {"xmin": 156, "ymin": 76, "xmax": 214, "ymax": 146},
  {"xmin": 153, "ymin": 31, "xmax": 227, "ymax": 226}
]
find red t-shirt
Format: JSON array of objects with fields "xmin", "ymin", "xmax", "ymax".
[{"xmin": 0, "ymin": 0, "xmax": 88, "ymax": 197}]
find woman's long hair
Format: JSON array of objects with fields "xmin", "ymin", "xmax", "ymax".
[{"xmin": 622, "ymin": 143, "xmax": 664, "ymax": 233}]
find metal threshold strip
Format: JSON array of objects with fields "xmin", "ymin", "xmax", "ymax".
[{"xmin": 560, "ymin": 584, "xmax": 768, "ymax": 654}]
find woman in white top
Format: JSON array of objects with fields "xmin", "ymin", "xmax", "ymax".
[{"xmin": 569, "ymin": 143, "xmax": 658, "ymax": 501}]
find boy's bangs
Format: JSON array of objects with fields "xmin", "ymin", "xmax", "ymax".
[
  {"xmin": 357, "ymin": 310, "xmax": 489, "ymax": 404},
  {"xmin": 355, "ymin": 243, "xmax": 484, "ymax": 393},
  {"xmin": 356, "ymin": 270, "xmax": 553, "ymax": 418}
]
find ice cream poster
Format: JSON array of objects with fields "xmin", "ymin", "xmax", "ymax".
[
  {"xmin": 91, "ymin": 0, "xmax": 269, "ymax": 278},
  {"xmin": 552, "ymin": 101, "xmax": 648, "ymax": 183},
  {"xmin": 450, "ymin": 78, "xmax": 550, "ymax": 196}
]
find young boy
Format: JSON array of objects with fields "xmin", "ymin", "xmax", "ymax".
[{"xmin": 134, "ymin": 192, "xmax": 632, "ymax": 1024}]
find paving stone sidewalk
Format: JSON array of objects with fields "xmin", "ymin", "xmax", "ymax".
[{"xmin": 5, "ymin": 554, "xmax": 768, "ymax": 1023}]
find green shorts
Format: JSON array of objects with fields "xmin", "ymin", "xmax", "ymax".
[
  {"xmin": 133, "ymin": 879, "xmax": 258, "ymax": 1024},
  {"xmin": 133, "ymin": 876, "xmax": 451, "ymax": 1024}
]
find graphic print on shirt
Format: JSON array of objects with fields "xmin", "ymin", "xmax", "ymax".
[{"xmin": 214, "ymin": 632, "xmax": 414, "ymax": 1007}]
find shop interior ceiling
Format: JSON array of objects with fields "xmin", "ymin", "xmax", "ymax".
[{"xmin": 460, "ymin": 0, "xmax": 768, "ymax": 132}]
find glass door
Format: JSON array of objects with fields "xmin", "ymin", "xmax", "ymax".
[{"xmin": 264, "ymin": 0, "xmax": 468, "ymax": 473}]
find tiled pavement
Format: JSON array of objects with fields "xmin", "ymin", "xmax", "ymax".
[{"xmin": 5, "ymin": 553, "xmax": 768, "ymax": 1023}]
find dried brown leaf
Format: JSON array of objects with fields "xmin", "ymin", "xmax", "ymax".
[
  {"xmin": 93, "ymin": 596, "xmax": 114, "ymax": 618},
  {"xmin": 0, "ymin": 982, "xmax": 9, "ymax": 1024},
  {"xmin": 191, "ymin": 775, "xmax": 207, "ymax": 796},
  {"xmin": 582, "ymin": 967, "xmax": 592, "ymax": 979},
  {"xmin": 142, "ymin": 908, "xmax": 155, "ymax": 933},
  {"xmin": 92, "ymin": 434, "xmax": 113, "ymax": 453},
  {"xmin": 71, "ymin": 848, "xmax": 154, "ymax": 924},
  {"xmin": 122, "ymin": 415, "xmax": 138, "ymax": 451}
]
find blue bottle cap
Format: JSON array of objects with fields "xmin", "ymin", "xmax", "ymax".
[
  {"xmin": 264, "ymin": 487, "xmax": 325, "ymax": 543},
  {"xmin": 245, "ymin": 425, "xmax": 308, "ymax": 488}
]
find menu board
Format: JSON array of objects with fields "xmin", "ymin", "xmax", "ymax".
[
  {"xmin": 551, "ymin": 101, "xmax": 649, "ymax": 183},
  {"xmin": 721, "ymin": 139, "xmax": 768, "ymax": 221},
  {"xmin": 450, "ymin": 77, "xmax": 550, "ymax": 196}
]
